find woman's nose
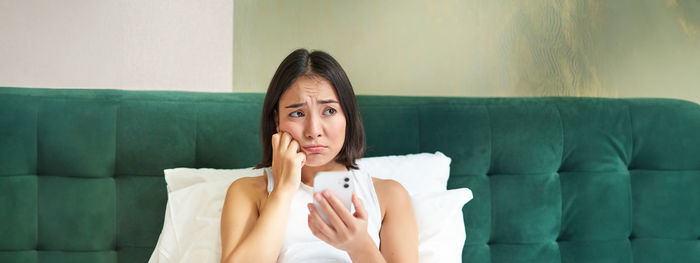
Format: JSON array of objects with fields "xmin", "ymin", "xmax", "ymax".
[{"xmin": 304, "ymin": 115, "xmax": 322, "ymax": 139}]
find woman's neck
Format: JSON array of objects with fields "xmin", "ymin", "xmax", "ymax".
[{"xmin": 300, "ymin": 162, "xmax": 349, "ymax": 187}]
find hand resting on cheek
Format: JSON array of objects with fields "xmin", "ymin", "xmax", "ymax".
[{"xmin": 270, "ymin": 131, "xmax": 306, "ymax": 196}]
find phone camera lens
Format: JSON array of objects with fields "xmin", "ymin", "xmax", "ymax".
[
  {"xmin": 344, "ymin": 184, "xmax": 349, "ymax": 188},
  {"xmin": 344, "ymin": 177, "xmax": 349, "ymax": 182}
]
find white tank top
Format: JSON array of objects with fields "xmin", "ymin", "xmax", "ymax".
[{"xmin": 264, "ymin": 167, "xmax": 382, "ymax": 263}]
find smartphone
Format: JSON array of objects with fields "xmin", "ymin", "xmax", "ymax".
[{"xmin": 313, "ymin": 171, "xmax": 355, "ymax": 225}]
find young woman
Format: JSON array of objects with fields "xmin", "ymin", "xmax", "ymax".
[{"xmin": 220, "ymin": 49, "xmax": 418, "ymax": 262}]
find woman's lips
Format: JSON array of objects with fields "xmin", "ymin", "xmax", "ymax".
[{"xmin": 303, "ymin": 145, "xmax": 327, "ymax": 153}]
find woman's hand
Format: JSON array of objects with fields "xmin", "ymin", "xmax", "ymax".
[
  {"xmin": 270, "ymin": 131, "xmax": 306, "ymax": 196},
  {"xmin": 307, "ymin": 191, "xmax": 377, "ymax": 253}
]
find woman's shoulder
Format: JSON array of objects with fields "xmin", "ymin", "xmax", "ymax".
[
  {"xmin": 371, "ymin": 177, "xmax": 408, "ymax": 198},
  {"xmin": 371, "ymin": 177, "xmax": 410, "ymax": 219},
  {"xmin": 232, "ymin": 174, "xmax": 267, "ymax": 190},
  {"xmin": 225, "ymin": 174, "xmax": 268, "ymax": 205}
]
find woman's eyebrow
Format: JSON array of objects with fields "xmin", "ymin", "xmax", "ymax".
[
  {"xmin": 319, "ymin": 99, "xmax": 339, "ymax": 105},
  {"xmin": 284, "ymin": 100, "xmax": 339, "ymax": 108}
]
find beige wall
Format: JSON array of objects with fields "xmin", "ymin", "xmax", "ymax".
[
  {"xmin": 0, "ymin": 0, "xmax": 232, "ymax": 92},
  {"xmin": 234, "ymin": 0, "xmax": 700, "ymax": 104}
]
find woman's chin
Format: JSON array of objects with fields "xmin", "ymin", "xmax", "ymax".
[
  {"xmin": 302, "ymin": 156, "xmax": 333, "ymax": 168},
  {"xmin": 302, "ymin": 161, "xmax": 325, "ymax": 167}
]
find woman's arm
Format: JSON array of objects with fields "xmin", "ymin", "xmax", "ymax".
[
  {"xmin": 220, "ymin": 177, "xmax": 294, "ymax": 263},
  {"xmin": 221, "ymin": 132, "xmax": 305, "ymax": 262},
  {"xmin": 375, "ymin": 180, "xmax": 419, "ymax": 263},
  {"xmin": 221, "ymin": 132, "xmax": 306, "ymax": 262}
]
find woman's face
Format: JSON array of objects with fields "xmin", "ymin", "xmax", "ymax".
[{"xmin": 276, "ymin": 75, "xmax": 346, "ymax": 167}]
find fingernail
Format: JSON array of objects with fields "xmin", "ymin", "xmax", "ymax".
[
  {"xmin": 323, "ymin": 191, "xmax": 330, "ymax": 198},
  {"xmin": 314, "ymin": 193, "xmax": 322, "ymax": 201},
  {"xmin": 307, "ymin": 204, "xmax": 313, "ymax": 211}
]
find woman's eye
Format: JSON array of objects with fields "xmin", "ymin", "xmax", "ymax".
[
  {"xmin": 289, "ymin": 111, "xmax": 304, "ymax": 117},
  {"xmin": 323, "ymin": 108, "xmax": 337, "ymax": 115}
]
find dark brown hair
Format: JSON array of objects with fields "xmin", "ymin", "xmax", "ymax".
[{"xmin": 254, "ymin": 49, "xmax": 365, "ymax": 169}]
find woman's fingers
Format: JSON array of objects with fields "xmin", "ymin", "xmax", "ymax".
[
  {"xmin": 315, "ymin": 192, "xmax": 347, "ymax": 229},
  {"xmin": 271, "ymin": 133, "xmax": 280, "ymax": 151},
  {"xmin": 278, "ymin": 132, "xmax": 291, "ymax": 151},
  {"xmin": 288, "ymin": 139, "xmax": 299, "ymax": 153},
  {"xmin": 322, "ymin": 190, "xmax": 356, "ymax": 226},
  {"xmin": 308, "ymin": 217, "xmax": 333, "ymax": 244},
  {"xmin": 309, "ymin": 194, "xmax": 371, "ymax": 251},
  {"xmin": 273, "ymin": 131, "xmax": 306, "ymax": 167},
  {"xmin": 276, "ymin": 132, "xmax": 303, "ymax": 156},
  {"xmin": 351, "ymin": 193, "xmax": 367, "ymax": 220},
  {"xmin": 308, "ymin": 204, "xmax": 336, "ymax": 240},
  {"xmin": 296, "ymin": 152, "xmax": 307, "ymax": 166}
]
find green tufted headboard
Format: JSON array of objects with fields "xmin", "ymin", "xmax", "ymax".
[{"xmin": 1, "ymin": 87, "xmax": 699, "ymax": 262}]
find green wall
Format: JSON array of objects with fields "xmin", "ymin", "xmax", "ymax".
[{"xmin": 234, "ymin": 0, "xmax": 700, "ymax": 103}]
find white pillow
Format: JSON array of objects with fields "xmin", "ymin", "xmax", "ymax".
[
  {"xmin": 356, "ymin": 152, "xmax": 451, "ymax": 195},
  {"xmin": 162, "ymin": 152, "xmax": 451, "ymax": 194},
  {"xmin": 150, "ymin": 168, "xmax": 261, "ymax": 263},
  {"xmin": 412, "ymin": 188, "xmax": 473, "ymax": 263},
  {"xmin": 149, "ymin": 152, "xmax": 470, "ymax": 263},
  {"xmin": 163, "ymin": 167, "xmax": 260, "ymax": 193}
]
